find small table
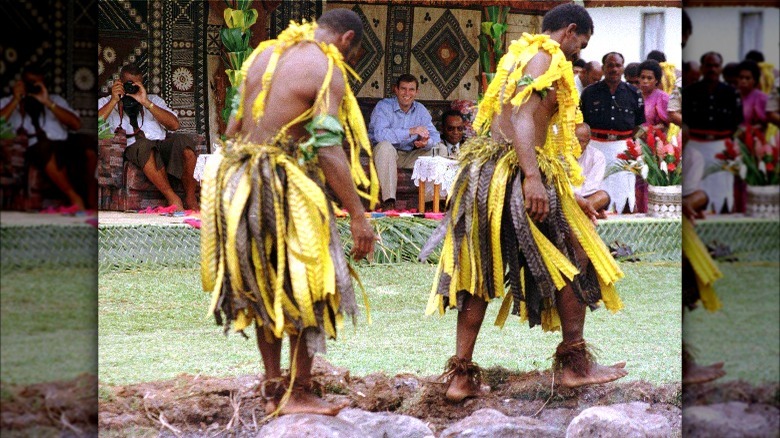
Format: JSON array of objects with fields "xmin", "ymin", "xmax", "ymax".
[{"xmin": 411, "ymin": 156, "xmax": 459, "ymax": 213}]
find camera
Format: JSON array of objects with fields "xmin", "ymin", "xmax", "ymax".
[
  {"xmin": 121, "ymin": 95, "xmax": 141, "ymax": 111},
  {"xmin": 123, "ymin": 81, "xmax": 140, "ymax": 94},
  {"xmin": 25, "ymin": 82, "xmax": 42, "ymax": 95}
]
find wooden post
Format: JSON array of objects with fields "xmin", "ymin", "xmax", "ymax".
[
  {"xmin": 418, "ymin": 181, "xmax": 426, "ymax": 213},
  {"xmin": 433, "ymin": 184, "xmax": 441, "ymax": 213}
]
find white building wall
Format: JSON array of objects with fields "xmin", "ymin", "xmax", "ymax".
[
  {"xmin": 684, "ymin": 7, "xmax": 779, "ymax": 66},
  {"xmin": 579, "ymin": 7, "xmax": 682, "ymax": 67}
]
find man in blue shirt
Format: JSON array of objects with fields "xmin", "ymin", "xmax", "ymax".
[{"xmin": 369, "ymin": 74, "xmax": 441, "ymax": 210}]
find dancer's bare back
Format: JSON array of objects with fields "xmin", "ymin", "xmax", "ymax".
[
  {"xmin": 491, "ymin": 50, "xmax": 558, "ymax": 148},
  {"xmin": 225, "ymin": 41, "xmax": 344, "ymax": 143}
]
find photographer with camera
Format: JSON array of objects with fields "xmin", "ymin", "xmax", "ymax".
[
  {"xmin": 1, "ymin": 63, "xmax": 96, "ymax": 210},
  {"xmin": 98, "ymin": 63, "xmax": 198, "ymax": 211}
]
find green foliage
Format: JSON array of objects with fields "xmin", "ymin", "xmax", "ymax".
[
  {"xmin": 685, "ymin": 264, "xmax": 780, "ymax": 384},
  {"xmin": 478, "ymin": 6, "xmax": 510, "ymax": 74},
  {"xmin": 0, "ymin": 117, "xmax": 14, "ymax": 140},
  {"xmin": 220, "ymin": 27, "xmax": 249, "ymax": 53},
  {"xmin": 1, "ymin": 267, "xmax": 97, "ymax": 385},
  {"xmin": 220, "ymin": 1, "xmax": 257, "ymax": 126},
  {"xmin": 98, "ymin": 116, "xmax": 114, "ymax": 140},
  {"xmin": 98, "ymin": 263, "xmax": 682, "ymax": 386}
]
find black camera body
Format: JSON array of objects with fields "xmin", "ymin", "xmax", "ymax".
[
  {"xmin": 25, "ymin": 82, "xmax": 42, "ymax": 95},
  {"xmin": 121, "ymin": 95, "xmax": 141, "ymax": 112},
  {"xmin": 123, "ymin": 81, "xmax": 140, "ymax": 95}
]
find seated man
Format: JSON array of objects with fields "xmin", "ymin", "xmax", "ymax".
[
  {"xmin": 97, "ymin": 63, "xmax": 198, "ymax": 211},
  {"xmin": 369, "ymin": 74, "xmax": 441, "ymax": 210},
  {"xmin": 0, "ymin": 63, "xmax": 96, "ymax": 210},
  {"xmin": 438, "ymin": 109, "xmax": 465, "ymax": 158},
  {"xmin": 575, "ymin": 61, "xmax": 602, "ymax": 95},
  {"xmin": 574, "ymin": 123, "xmax": 608, "ymax": 218}
]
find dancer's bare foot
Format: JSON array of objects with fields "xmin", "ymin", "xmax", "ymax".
[
  {"xmin": 445, "ymin": 373, "xmax": 490, "ymax": 403},
  {"xmin": 683, "ymin": 362, "xmax": 725, "ymax": 385},
  {"xmin": 264, "ymin": 390, "xmax": 349, "ymax": 416},
  {"xmin": 560, "ymin": 361, "xmax": 628, "ymax": 388}
]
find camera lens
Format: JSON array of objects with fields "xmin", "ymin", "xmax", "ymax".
[
  {"xmin": 123, "ymin": 81, "xmax": 139, "ymax": 94},
  {"xmin": 25, "ymin": 83, "xmax": 41, "ymax": 94}
]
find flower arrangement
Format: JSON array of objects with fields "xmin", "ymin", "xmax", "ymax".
[
  {"xmin": 706, "ymin": 136, "xmax": 742, "ymax": 176},
  {"xmin": 0, "ymin": 117, "xmax": 14, "ymax": 140},
  {"xmin": 607, "ymin": 126, "xmax": 682, "ymax": 186},
  {"xmin": 450, "ymin": 99, "xmax": 477, "ymax": 139},
  {"xmin": 736, "ymin": 125, "xmax": 779, "ymax": 186}
]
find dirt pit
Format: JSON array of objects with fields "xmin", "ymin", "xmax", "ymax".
[
  {"xmin": 3, "ymin": 360, "xmax": 777, "ymax": 437},
  {"xmin": 1, "ymin": 373, "xmax": 98, "ymax": 437},
  {"xmin": 95, "ymin": 357, "xmax": 682, "ymax": 436}
]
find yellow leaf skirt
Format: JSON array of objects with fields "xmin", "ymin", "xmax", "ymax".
[
  {"xmin": 199, "ymin": 139, "xmax": 359, "ymax": 354},
  {"xmin": 682, "ymin": 216, "xmax": 722, "ymax": 312},
  {"xmin": 424, "ymin": 137, "xmax": 624, "ymax": 332}
]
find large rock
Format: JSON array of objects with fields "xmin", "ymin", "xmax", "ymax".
[
  {"xmin": 257, "ymin": 414, "xmax": 362, "ymax": 438},
  {"xmin": 682, "ymin": 402, "xmax": 779, "ymax": 438},
  {"xmin": 566, "ymin": 402, "xmax": 675, "ymax": 438},
  {"xmin": 440, "ymin": 408, "xmax": 561, "ymax": 438},
  {"xmin": 338, "ymin": 408, "xmax": 434, "ymax": 438}
]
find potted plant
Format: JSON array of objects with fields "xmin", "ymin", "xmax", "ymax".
[
  {"xmin": 736, "ymin": 126, "xmax": 779, "ymax": 218},
  {"xmin": 220, "ymin": 0, "xmax": 258, "ymax": 127},
  {"xmin": 478, "ymin": 5, "xmax": 510, "ymax": 96},
  {"xmin": 607, "ymin": 126, "xmax": 682, "ymax": 218}
]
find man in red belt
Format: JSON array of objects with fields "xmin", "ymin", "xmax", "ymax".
[
  {"xmin": 682, "ymin": 51, "xmax": 742, "ymax": 213},
  {"xmin": 580, "ymin": 52, "xmax": 646, "ymax": 213}
]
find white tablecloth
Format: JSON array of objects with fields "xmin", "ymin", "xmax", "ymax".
[{"xmin": 411, "ymin": 156, "xmax": 459, "ymax": 198}]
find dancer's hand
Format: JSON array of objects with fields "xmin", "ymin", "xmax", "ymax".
[
  {"xmin": 682, "ymin": 198, "xmax": 705, "ymax": 224},
  {"xmin": 350, "ymin": 216, "xmax": 378, "ymax": 261},
  {"xmin": 523, "ymin": 175, "xmax": 548, "ymax": 223},
  {"xmin": 575, "ymin": 194, "xmax": 598, "ymax": 226}
]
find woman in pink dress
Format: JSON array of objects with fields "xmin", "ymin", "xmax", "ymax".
[
  {"xmin": 734, "ymin": 60, "xmax": 769, "ymax": 212},
  {"xmin": 638, "ymin": 59, "xmax": 670, "ymax": 132},
  {"xmin": 636, "ymin": 59, "xmax": 670, "ymax": 212},
  {"xmin": 737, "ymin": 60, "xmax": 768, "ymax": 131}
]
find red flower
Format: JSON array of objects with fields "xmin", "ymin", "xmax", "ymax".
[
  {"xmin": 617, "ymin": 153, "xmax": 629, "ymax": 160},
  {"xmin": 745, "ymin": 125, "xmax": 754, "ymax": 152},
  {"xmin": 667, "ymin": 162, "xmax": 676, "ymax": 172},
  {"xmin": 656, "ymin": 129, "xmax": 667, "ymax": 145},
  {"xmin": 767, "ymin": 162, "xmax": 775, "ymax": 172},
  {"xmin": 646, "ymin": 127, "xmax": 655, "ymax": 149}
]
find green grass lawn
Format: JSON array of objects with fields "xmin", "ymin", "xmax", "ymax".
[
  {"xmin": 98, "ymin": 262, "xmax": 682, "ymax": 386},
  {"xmin": 684, "ymin": 263, "xmax": 780, "ymax": 385},
  {"xmin": 1, "ymin": 267, "xmax": 98, "ymax": 385}
]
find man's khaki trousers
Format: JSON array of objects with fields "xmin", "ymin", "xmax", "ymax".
[{"xmin": 373, "ymin": 140, "xmax": 446, "ymax": 202}]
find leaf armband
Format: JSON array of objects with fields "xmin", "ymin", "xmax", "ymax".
[
  {"xmin": 298, "ymin": 114, "xmax": 345, "ymax": 164},
  {"xmin": 516, "ymin": 74, "xmax": 549, "ymax": 100}
]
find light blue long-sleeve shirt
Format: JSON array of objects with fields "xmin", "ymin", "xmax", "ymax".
[{"xmin": 368, "ymin": 97, "xmax": 440, "ymax": 152}]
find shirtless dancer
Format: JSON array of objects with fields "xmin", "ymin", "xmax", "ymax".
[
  {"xmin": 201, "ymin": 10, "xmax": 378, "ymax": 415},
  {"xmin": 423, "ymin": 4, "xmax": 627, "ymax": 402}
]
